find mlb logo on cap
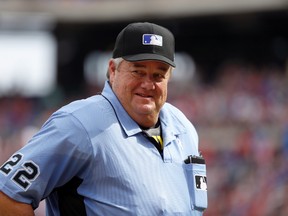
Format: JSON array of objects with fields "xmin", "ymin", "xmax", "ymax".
[{"xmin": 143, "ymin": 34, "xmax": 163, "ymax": 46}]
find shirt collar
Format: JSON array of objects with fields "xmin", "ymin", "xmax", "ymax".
[
  {"xmin": 159, "ymin": 105, "xmax": 187, "ymax": 145},
  {"xmin": 102, "ymin": 81, "xmax": 142, "ymax": 137}
]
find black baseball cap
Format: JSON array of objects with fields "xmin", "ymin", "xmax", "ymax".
[{"xmin": 113, "ymin": 22, "xmax": 176, "ymax": 67}]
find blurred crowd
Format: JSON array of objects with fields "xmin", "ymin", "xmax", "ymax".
[
  {"xmin": 169, "ymin": 61, "xmax": 288, "ymax": 216},
  {"xmin": 0, "ymin": 60, "xmax": 288, "ymax": 216}
]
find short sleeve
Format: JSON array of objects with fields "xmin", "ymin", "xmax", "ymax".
[{"xmin": 0, "ymin": 111, "xmax": 93, "ymax": 209}]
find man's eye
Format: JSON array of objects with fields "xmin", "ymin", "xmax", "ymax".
[
  {"xmin": 153, "ymin": 73, "xmax": 165, "ymax": 81},
  {"xmin": 132, "ymin": 70, "xmax": 145, "ymax": 77}
]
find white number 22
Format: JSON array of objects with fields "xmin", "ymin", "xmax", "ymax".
[{"xmin": 0, "ymin": 153, "xmax": 40, "ymax": 191}]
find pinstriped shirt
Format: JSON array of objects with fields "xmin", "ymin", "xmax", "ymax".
[{"xmin": 0, "ymin": 81, "xmax": 205, "ymax": 215}]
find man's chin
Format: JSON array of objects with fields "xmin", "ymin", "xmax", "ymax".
[{"xmin": 136, "ymin": 104, "xmax": 156, "ymax": 115}]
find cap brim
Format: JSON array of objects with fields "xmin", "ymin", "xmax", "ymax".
[{"xmin": 123, "ymin": 53, "xmax": 176, "ymax": 67}]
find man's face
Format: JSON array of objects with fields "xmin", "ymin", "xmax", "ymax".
[{"xmin": 109, "ymin": 59, "xmax": 172, "ymax": 128}]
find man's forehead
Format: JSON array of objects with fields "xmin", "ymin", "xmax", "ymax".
[{"xmin": 127, "ymin": 60, "xmax": 171, "ymax": 69}]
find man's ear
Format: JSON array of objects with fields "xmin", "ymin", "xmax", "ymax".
[{"xmin": 108, "ymin": 59, "xmax": 116, "ymax": 83}]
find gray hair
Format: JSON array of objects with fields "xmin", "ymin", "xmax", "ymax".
[{"xmin": 106, "ymin": 57, "xmax": 123, "ymax": 79}]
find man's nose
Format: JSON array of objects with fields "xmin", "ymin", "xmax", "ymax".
[{"xmin": 140, "ymin": 75, "xmax": 155, "ymax": 89}]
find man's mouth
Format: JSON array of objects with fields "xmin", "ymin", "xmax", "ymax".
[{"xmin": 136, "ymin": 93, "xmax": 152, "ymax": 98}]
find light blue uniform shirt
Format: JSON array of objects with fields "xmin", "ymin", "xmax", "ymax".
[{"xmin": 0, "ymin": 81, "xmax": 207, "ymax": 215}]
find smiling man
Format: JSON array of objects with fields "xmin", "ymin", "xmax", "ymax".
[{"xmin": 0, "ymin": 22, "xmax": 207, "ymax": 216}]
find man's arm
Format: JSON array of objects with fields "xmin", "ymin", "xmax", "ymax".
[{"xmin": 0, "ymin": 191, "xmax": 34, "ymax": 216}]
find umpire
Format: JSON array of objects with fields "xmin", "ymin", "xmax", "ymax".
[{"xmin": 0, "ymin": 22, "xmax": 207, "ymax": 215}]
